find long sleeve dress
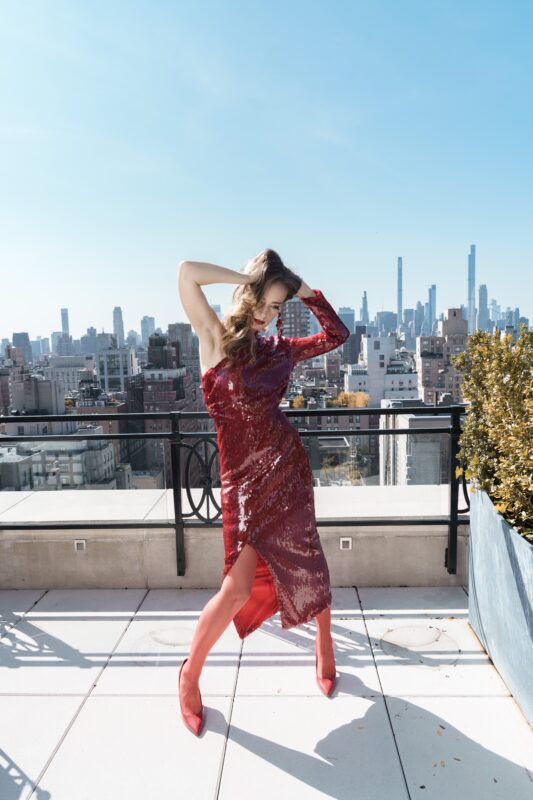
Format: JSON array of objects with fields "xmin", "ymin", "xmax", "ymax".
[{"xmin": 200, "ymin": 288, "xmax": 350, "ymax": 639}]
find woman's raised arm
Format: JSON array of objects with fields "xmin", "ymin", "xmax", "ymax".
[
  {"xmin": 177, "ymin": 260, "xmax": 251, "ymax": 337},
  {"xmin": 284, "ymin": 287, "xmax": 350, "ymax": 365}
]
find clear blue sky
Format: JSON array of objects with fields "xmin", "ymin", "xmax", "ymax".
[{"xmin": 1, "ymin": 0, "xmax": 532, "ymax": 341}]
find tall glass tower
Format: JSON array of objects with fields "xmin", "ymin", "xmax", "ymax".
[
  {"xmin": 428, "ymin": 284, "xmax": 436, "ymax": 334},
  {"xmin": 478, "ymin": 284, "xmax": 489, "ymax": 331},
  {"xmin": 360, "ymin": 291, "xmax": 369, "ymax": 324},
  {"xmin": 113, "ymin": 306, "xmax": 125, "ymax": 348},
  {"xmin": 467, "ymin": 244, "xmax": 477, "ymax": 334},
  {"xmin": 61, "ymin": 307, "xmax": 69, "ymax": 336},
  {"xmin": 397, "ymin": 256, "xmax": 403, "ymax": 330}
]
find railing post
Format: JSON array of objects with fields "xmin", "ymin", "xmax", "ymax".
[
  {"xmin": 446, "ymin": 406, "xmax": 461, "ymax": 574},
  {"xmin": 170, "ymin": 411, "xmax": 185, "ymax": 576}
]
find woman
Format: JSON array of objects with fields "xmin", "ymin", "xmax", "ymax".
[{"xmin": 177, "ymin": 249, "xmax": 350, "ymax": 736}]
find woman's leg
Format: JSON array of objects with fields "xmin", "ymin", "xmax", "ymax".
[
  {"xmin": 180, "ymin": 543, "xmax": 258, "ymax": 714},
  {"xmin": 314, "ymin": 605, "xmax": 336, "ymax": 678}
]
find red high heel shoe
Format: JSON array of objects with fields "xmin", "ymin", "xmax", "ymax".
[
  {"xmin": 178, "ymin": 658, "xmax": 204, "ymax": 736},
  {"xmin": 315, "ymin": 639, "xmax": 336, "ymax": 697}
]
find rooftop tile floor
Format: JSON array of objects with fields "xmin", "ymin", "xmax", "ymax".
[{"xmin": 1, "ymin": 586, "xmax": 532, "ymax": 799}]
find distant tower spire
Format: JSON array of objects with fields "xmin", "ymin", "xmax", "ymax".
[
  {"xmin": 428, "ymin": 284, "xmax": 436, "ymax": 334},
  {"xmin": 360, "ymin": 291, "xmax": 369, "ymax": 324},
  {"xmin": 467, "ymin": 244, "xmax": 477, "ymax": 334},
  {"xmin": 397, "ymin": 257, "xmax": 403, "ymax": 329}
]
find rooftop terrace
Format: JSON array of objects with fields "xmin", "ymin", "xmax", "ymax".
[
  {"xmin": 1, "ymin": 408, "xmax": 531, "ymax": 797},
  {"xmin": 2, "ymin": 585, "xmax": 532, "ymax": 799}
]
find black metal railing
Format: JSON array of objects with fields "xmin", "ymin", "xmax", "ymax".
[{"xmin": 0, "ymin": 405, "xmax": 469, "ymax": 576}]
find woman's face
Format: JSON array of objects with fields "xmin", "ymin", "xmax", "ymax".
[{"xmin": 252, "ymin": 281, "xmax": 288, "ymax": 330}]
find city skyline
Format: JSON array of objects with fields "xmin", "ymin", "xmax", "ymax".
[
  {"xmin": 2, "ymin": 243, "xmax": 528, "ymax": 342},
  {"xmin": 1, "ymin": 2, "xmax": 532, "ymax": 335}
]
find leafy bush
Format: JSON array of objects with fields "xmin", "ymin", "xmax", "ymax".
[
  {"xmin": 451, "ymin": 323, "xmax": 533, "ymax": 542},
  {"xmin": 327, "ymin": 391, "xmax": 369, "ymax": 407}
]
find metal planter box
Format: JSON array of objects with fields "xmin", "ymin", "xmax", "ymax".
[{"xmin": 468, "ymin": 489, "xmax": 533, "ymax": 726}]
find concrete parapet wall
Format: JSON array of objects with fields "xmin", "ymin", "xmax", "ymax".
[{"xmin": 0, "ymin": 524, "xmax": 468, "ymax": 589}]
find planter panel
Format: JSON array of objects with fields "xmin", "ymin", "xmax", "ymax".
[{"xmin": 468, "ymin": 489, "xmax": 533, "ymax": 726}]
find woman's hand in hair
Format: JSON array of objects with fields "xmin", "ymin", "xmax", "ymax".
[{"xmin": 296, "ymin": 278, "xmax": 315, "ymax": 298}]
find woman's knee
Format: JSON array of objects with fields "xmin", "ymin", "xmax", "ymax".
[
  {"xmin": 222, "ymin": 581, "xmax": 252, "ymax": 608},
  {"xmin": 222, "ymin": 544, "xmax": 257, "ymax": 605}
]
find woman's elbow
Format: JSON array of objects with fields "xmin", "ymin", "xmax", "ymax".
[{"xmin": 340, "ymin": 325, "xmax": 350, "ymax": 343}]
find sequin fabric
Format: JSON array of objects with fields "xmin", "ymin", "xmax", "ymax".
[{"xmin": 200, "ymin": 288, "xmax": 351, "ymax": 638}]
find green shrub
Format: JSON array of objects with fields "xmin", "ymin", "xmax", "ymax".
[{"xmin": 451, "ymin": 323, "xmax": 533, "ymax": 542}]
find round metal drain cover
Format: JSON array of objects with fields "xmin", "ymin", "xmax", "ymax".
[
  {"xmin": 379, "ymin": 625, "xmax": 461, "ymax": 667},
  {"xmin": 148, "ymin": 626, "xmax": 193, "ymax": 647},
  {"xmin": 127, "ymin": 627, "xmax": 193, "ymax": 665}
]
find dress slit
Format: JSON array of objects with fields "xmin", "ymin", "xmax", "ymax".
[{"xmin": 229, "ymin": 539, "xmax": 281, "ymax": 639}]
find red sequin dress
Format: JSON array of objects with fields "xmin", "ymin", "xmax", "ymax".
[{"xmin": 200, "ymin": 289, "xmax": 350, "ymax": 638}]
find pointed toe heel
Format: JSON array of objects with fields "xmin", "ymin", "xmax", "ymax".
[
  {"xmin": 315, "ymin": 641, "xmax": 337, "ymax": 697},
  {"xmin": 183, "ymin": 711, "xmax": 203, "ymax": 736},
  {"xmin": 317, "ymin": 675, "xmax": 336, "ymax": 696},
  {"xmin": 178, "ymin": 658, "xmax": 204, "ymax": 736}
]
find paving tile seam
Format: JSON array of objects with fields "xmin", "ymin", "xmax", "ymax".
[
  {"xmin": 142, "ymin": 490, "xmax": 168, "ymax": 521},
  {"xmin": 357, "ymin": 613, "xmax": 469, "ymax": 618},
  {"xmin": 25, "ymin": 588, "xmax": 151, "ymax": 800},
  {"xmin": 355, "ymin": 585, "xmax": 412, "ymax": 800},
  {"xmin": 0, "ymin": 492, "xmax": 34, "ymax": 517},
  {"xmin": 0, "ymin": 692, "xmax": 94, "ymax": 697},
  {"xmin": 382, "ymin": 692, "xmax": 416, "ymax": 798},
  {"xmin": 0, "ymin": 691, "xmax": 514, "ymax": 698},
  {"xmin": 218, "ymin": 691, "xmax": 513, "ymax": 698},
  {"xmin": 214, "ymin": 639, "xmax": 244, "ymax": 800},
  {"xmin": 0, "ymin": 588, "xmax": 49, "ymax": 641}
]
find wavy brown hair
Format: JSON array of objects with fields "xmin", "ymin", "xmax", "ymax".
[{"xmin": 220, "ymin": 248, "xmax": 302, "ymax": 368}]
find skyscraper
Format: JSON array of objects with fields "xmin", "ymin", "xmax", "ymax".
[
  {"xmin": 467, "ymin": 244, "xmax": 477, "ymax": 334},
  {"xmin": 397, "ymin": 257, "xmax": 403, "ymax": 331},
  {"xmin": 61, "ymin": 308, "xmax": 69, "ymax": 336},
  {"xmin": 283, "ymin": 295, "xmax": 311, "ymax": 337},
  {"xmin": 415, "ymin": 301, "xmax": 425, "ymax": 336},
  {"xmin": 141, "ymin": 316, "xmax": 156, "ymax": 346},
  {"xmin": 360, "ymin": 291, "xmax": 369, "ymax": 324},
  {"xmin": 429, "ymin": 284, "xmax": 436, "ymax": 334},
  {"xmin": 339, "ymin": 307, "xmax": 355, "ymax": 334},
  {"xmin": 478, "ymin": 284, "xmax": 489, "ymax": 331},
  {"xmin": 113, "ymin": 306, "xmax": 125, "ymax": 347},
  {"xmin": 423, "ymin": 301, "xmax": 430, "ymax": 335},
  {"xmin": 12, "ymin": 332, "xmax": 33, "ymax": 365}
]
